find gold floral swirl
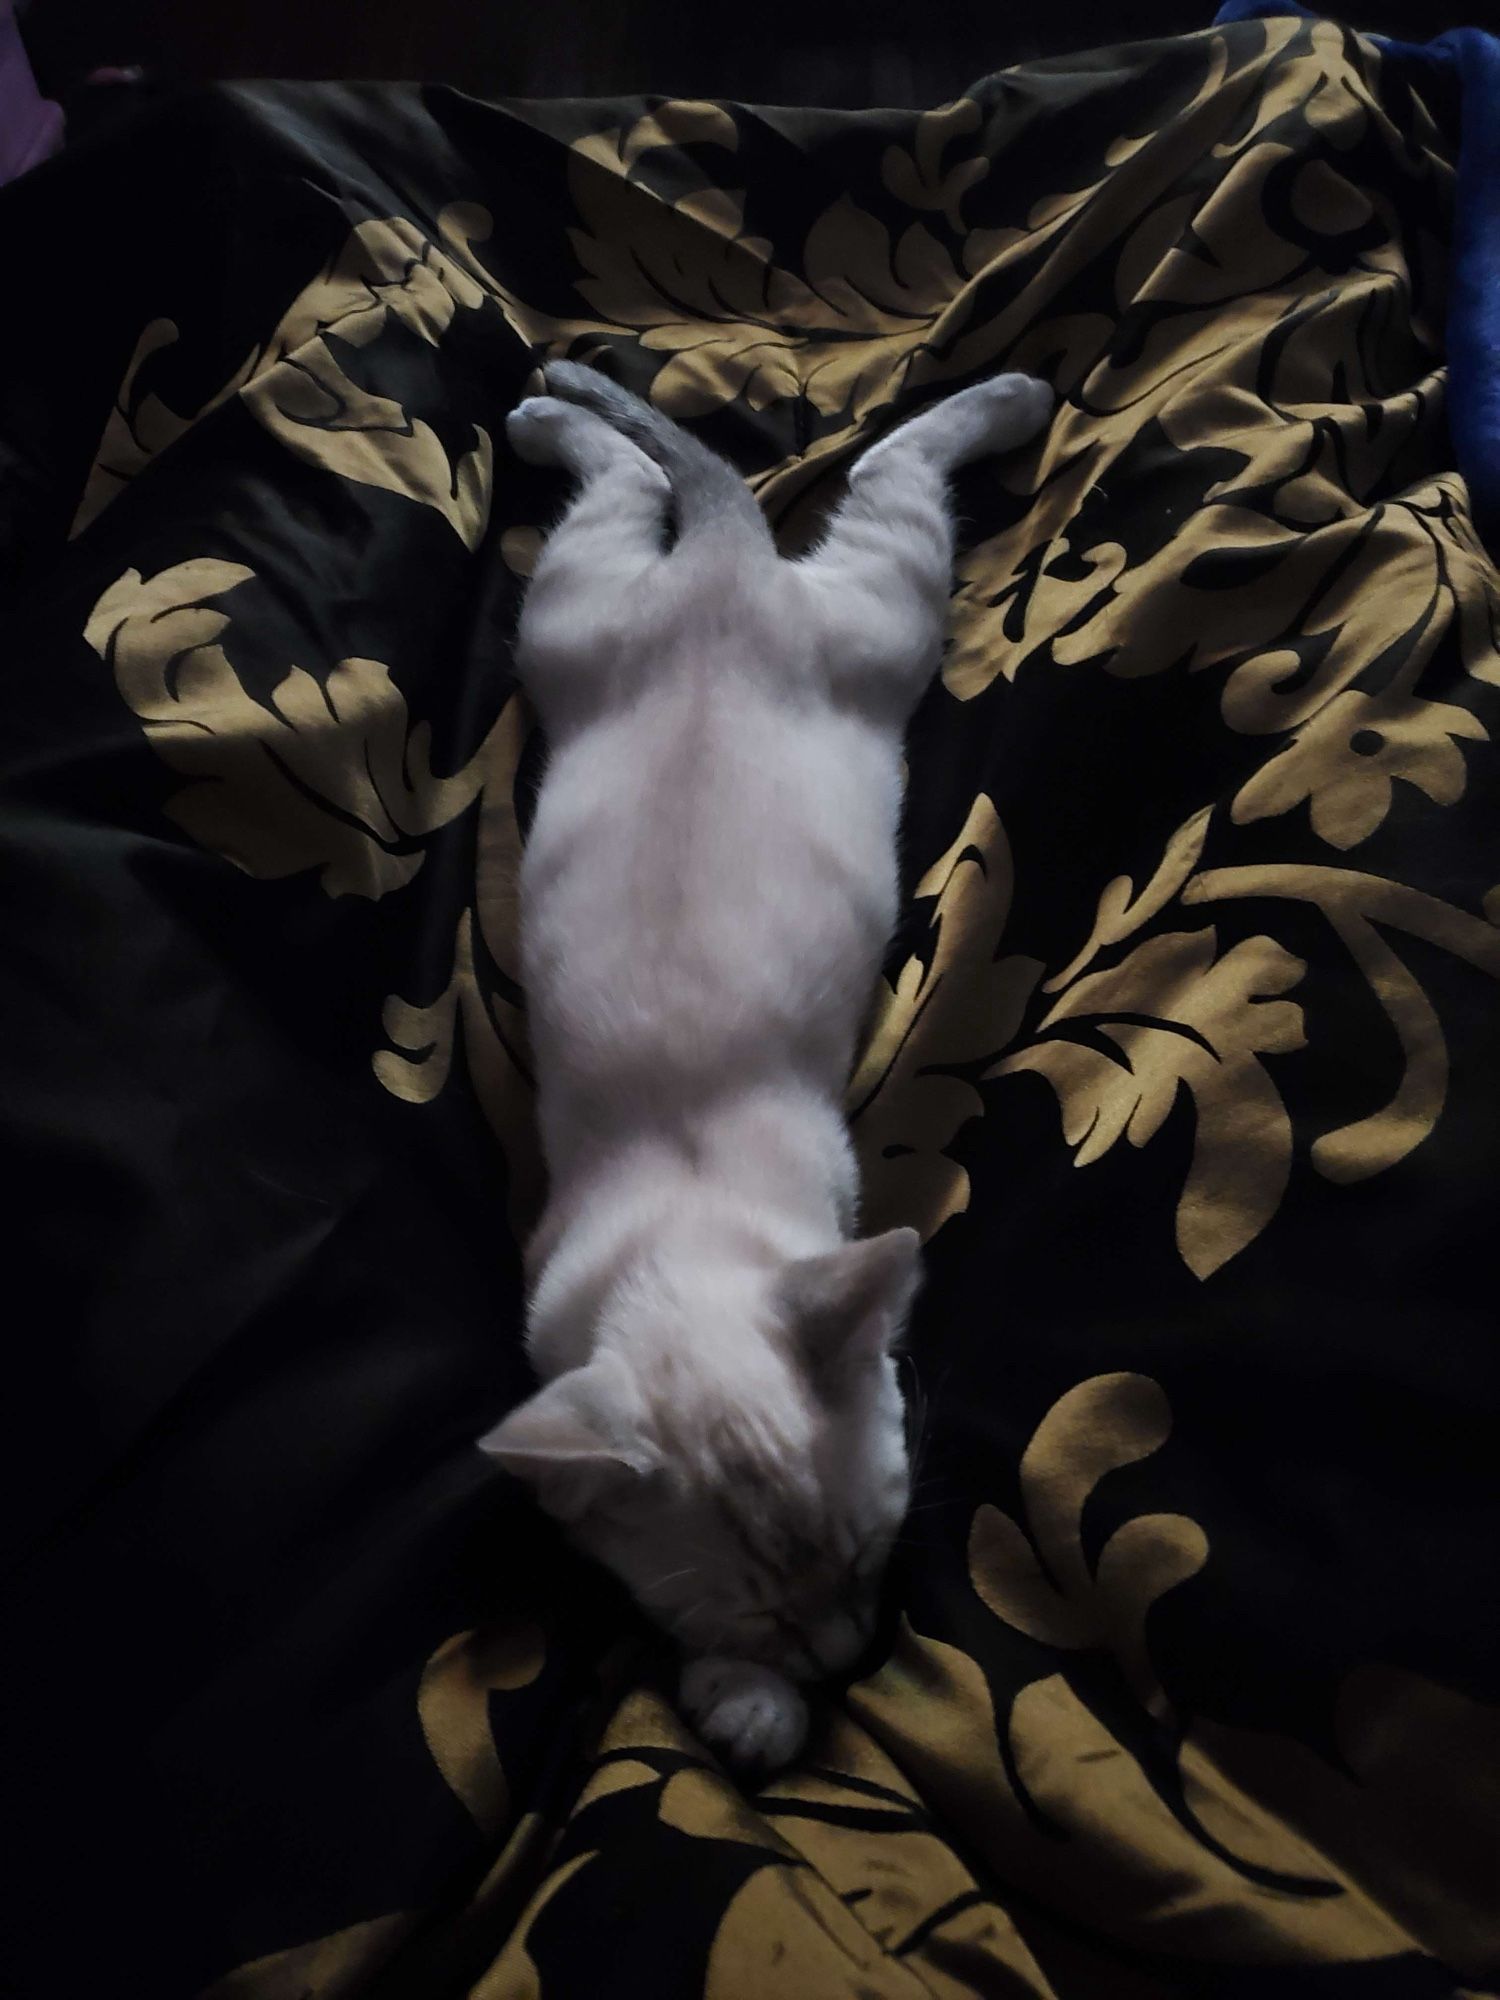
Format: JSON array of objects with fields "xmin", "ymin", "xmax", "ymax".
[
  {"xmin": 955, "ymin": 29, "xmax": 1240, "ymax": 277},
  {"xmin": 969, "ymin": 1374, "xmax": 1210, "ymax": 1716},
  {"xmin": 701, "ymin": 1869, "xmax": 937, "ymax": 2000},
  {"xmin": 880, "ymin": 99, "xmax": 989, "ymax": 233},
  {"xmin": 375, "ymin": 915, "xmax": 540, "ymax": 1231},
  {"xmin": 238, "ymin": 211, "xmax": 495, "ymax": 549},
  {"xmin": 657, "ymin": 1771, "xmax": 930, "ymax": 1999},
  {"xmin": 550, "ymin": 1677, "xmax": 1051, "ymax": 1995},
  {"xmin": 1003, "ymin": 828, "xmax": 1500, "ymax": 1266},
  {"xmin": 209, "ymin": 1634, "xmax": 557, "ymax": 2000},
  {"xmin": 946, "ymin": 82, "xmax": 1479, "ymax": 708},
  {"xmin": 72, "ymin": 318, "xmax": 258, "ymax": 537},
  {"xmin": 374, "ymin": 681, "xmax": 540, "ymax": 1225},
  {"xmin": 77, "ymin": 210, "xmax": 502, "ymax": 545},
  {"xmin": 1045, "ymin": 806, "xmax": 1212, "ymax": 993},
  {"xmin": 848, "ymin": 793, "xmax": 1043, "ymax": 1244},
  {"xmin": 849, "ymin": 1619, "xmax": 1414, "ymax": 1962},
  {"xmin": 417, "ymin": 1620, "xmax": 546, "ymax": 1836},
  {"xmin": 1183, "ymin": 863, "xmax": 1500, "ymax": 1184},
  {"xmin": 467, "ymin": 1853, "xmax": 594, "ymax": 2000},
  {"xmin": 948, "ymin": 36, "xmax": 1330, "ymax": 390},
  {"xmin": 83, "ymin": 555, "xmax": 541, "ymax": 1220},
  {"xmin": 1310, "ymin": 909, "xmax": 1444, "ymax": 1185},
  {"xmin": 611, "ymin": 98, "xmax": 740, "ymax": 166},
  {"xmin": 1182, "ymin": 1665, "xmax": 1500, "ymax": 1978},
  {"xmin": 854, "ymin": 802, "xmax": 1315, "ymax": 1279},
  {"xmin": 1224, "ymin": 543, "xmax": 1491, "ymax": 851},
  {"xmin": 992, "ymin": 927, "xmax": 1307, "ymax": 1280},
  {"xmin": 750, "ymin": 1715, "xmax": 1049, "ymax": 1994},
  {"xmin": 83, "ymin": 559, "xmax": 494, "ymax": 899},
  {"xmin": 566, "ymin": 151, "xmax": 978, "ymax": 427},
  {"xmin": 242, "ymin": 344, "xmax": 493, "ymax": 551},
  {"xmin": 1233, "ymin": 680, "xmax": 1489, "ymax": 851},
  {"xmin": 194, "ymin": 1915, "xmax": 418, "ymax": 2000},
  {"xmin": 544, "ymin": 95, "xmax": 1067, "ymax": 438},
  {"xmin": 562, "ymin": 109, "xmax": 802, "ymax": 420}
]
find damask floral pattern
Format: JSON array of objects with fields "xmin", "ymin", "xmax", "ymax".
[{"xmin": 3, "ymin": 11, "xmax": 1497, "ymax": 1999}]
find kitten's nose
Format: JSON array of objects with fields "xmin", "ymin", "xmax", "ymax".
[{"xmin": 804, "ymin": 1608, "xmax": 869, "ymax": 1678}]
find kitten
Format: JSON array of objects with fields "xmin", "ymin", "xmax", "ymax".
[{"xmin": 482, "ymin": 359, "xmax": 1053, "ymax": 1770}]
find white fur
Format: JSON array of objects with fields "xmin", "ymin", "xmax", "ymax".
[{"xmin": 483, "ymin": 365, "xmax": 1053, "ymax": 1771}]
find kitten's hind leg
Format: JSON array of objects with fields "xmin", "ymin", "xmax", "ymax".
[
  {"xmin": 507, "ymin": 397, "xmax": 672, "ymax": 724},
  {"xmin": 508, "ymin": 394, "xmax": 671, "ymax": 589},
  {"xmin": 796, "ymin": 373, "xmax": 1052, "ymax": 706},
  {"xmin": 508, "ymin": 393, "xmax": 660, "ymax": 479},
  {"xmin": 858, "ymin": 371, "xmax": 1053, "ymax": 479}
]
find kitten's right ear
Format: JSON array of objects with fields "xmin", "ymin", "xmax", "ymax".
[
  {"xmin": 478, "ymin": 1353, "xmax": 657, "ymax": 1523},
  {"xmin": 782, "ymin": 1227, "xmax": 922, "ymax": 1378}
]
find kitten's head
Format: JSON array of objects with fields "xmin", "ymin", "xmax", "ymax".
[{"xmin": 481, "ymin": 1227, "xmax": 921, "ymax": 1683}]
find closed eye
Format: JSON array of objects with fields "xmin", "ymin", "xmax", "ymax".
[{"xmin": 852, "ymin": 1536, "xmax": 888, "ymax": 1584}]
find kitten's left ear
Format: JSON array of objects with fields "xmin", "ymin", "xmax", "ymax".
[
  {"xmin": 782, "ymin": 1227, "xmax": 922, "ymax": 1374},
  {"xmin": 478, "ymin": 1352, "xmax": 658, "ymax": 1522}
]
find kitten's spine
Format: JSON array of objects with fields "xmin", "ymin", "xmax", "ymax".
[{"xmin": 543, "ymin": 360, "xmax": 771, "ymax": 547}]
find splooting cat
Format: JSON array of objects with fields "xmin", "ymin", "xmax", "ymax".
[{"xmin": 481, "ymin": 358, "xmax": 1053, "ymax": 1770}]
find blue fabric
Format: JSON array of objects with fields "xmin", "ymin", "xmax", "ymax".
[{"xmin": 1214, "ymin": 0, "xmax": 1500, "ymax": 552}]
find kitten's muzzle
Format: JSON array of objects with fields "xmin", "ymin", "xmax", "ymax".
[
  {"xmin": 781, "ymin": 1606, "xmax": 873, "ymax": 1683},
  {"xmin": 683, "ymin": 1598, "xmax": 876, "ymax": 1684}
]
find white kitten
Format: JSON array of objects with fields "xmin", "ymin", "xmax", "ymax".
[{"xmin": 482, "ymin": 359, "xmax": 1053, "ymax": 1771}]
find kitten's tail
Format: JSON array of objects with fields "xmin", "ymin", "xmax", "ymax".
[{"xmin": 542, "ymin": 360, "xmax": 771, "ymax": 547}]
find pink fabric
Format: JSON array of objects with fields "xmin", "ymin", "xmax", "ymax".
[{"xmin": 0, "ymin": 3, "xmax": 64, "ymax": 187}]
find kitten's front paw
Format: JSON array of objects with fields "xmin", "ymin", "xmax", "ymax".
[
  {"xmin": 679, "ymin": 1656, "xmax": 809, "ymax": 1774},
  {"xmin": 506, "ymin": 396, "xmax": 575, "ymax": 466}
]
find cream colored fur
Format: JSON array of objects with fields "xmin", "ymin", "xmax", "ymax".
[{"xmin": 481, "ymin": 361, "xmax": 1053, "ymax": 1770}]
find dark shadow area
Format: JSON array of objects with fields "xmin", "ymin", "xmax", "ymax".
[{"xmin": 21, "ymin": 0, "xmax": 1483, "ymax": 107}]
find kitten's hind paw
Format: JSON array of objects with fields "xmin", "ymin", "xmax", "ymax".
[
  {"xmin": 952, "ymin": 371, "xmax": 1055, "ymax": 454},
  {"xmin": 507, "ymin": 394, "xmax": 670, "ymax": 489},
  {"xmin": 680, "ymin": 1656, "xmax": 809, "ymax": 1775},
  {"xmin": 505, "ymin": 396, "xmax": 576, "ymax": 466},
  {"xmin": 855, "ymin": 370, "xmax": 1054, "ymax": 480}
]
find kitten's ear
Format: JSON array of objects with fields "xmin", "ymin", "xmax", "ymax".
[
  {"xmin": 478, "ymin": 1353, "xmax": 657, "ymax": 1522},
  {"xmin": 782, "ymin": 1227, "xmax": 922, "ymax": 1374}
]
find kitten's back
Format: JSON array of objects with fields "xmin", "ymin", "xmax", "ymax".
[{"xmin": 522, "ymin": 570, "xmax": 900, "ymax": 1109}]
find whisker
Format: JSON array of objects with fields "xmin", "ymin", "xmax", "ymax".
[{"xmin": 643, "ymin": 1566, "xmax": 697, "ymax": 1594}]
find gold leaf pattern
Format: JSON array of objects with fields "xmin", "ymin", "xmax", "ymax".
[
  {"xmin": 702, "ymin": 1867, "xmax": 928, "ymax": 2000},
  {"xmin": 237, "ymin": 212, "xmax": 495, "ymax": 548},
  {"xmin": 850, "ymin": 1623, "xmax": 1414, "ymax": 1964},
  {"xmin": 371, "ymin": 682, "xmax": 540, "ymax": 1224},
  {"xmin": 994, "ymin": 929, "xmax": 1306, "ymax": 1279},
  {"xmin": 1184, "ymin": 1667, "xmax": 1500, "ymax": 1977},
  {"xmin": 71, "ymin": 318, "xmax": 258, "ymax": 536},
  {"xmin": 60, "ymin": 21, "xmax": 1500, "ymax": 1997},
  {"xmin": 76, "ymin": 210, "xmax": 502, "ymax": 545},
  {"xmin": 849, "ymin": 793, "xmax": 1043, "ymax": 1242},
  {"xmin": 1045, "ymin": 807, "xmax": 1213, "ymax": 992},
  {"xmin": 416, "ymin": 1620, "xmax": 546, "ymax": 1835},
  {"xmin": 881, "ymin": 100, "xmax": 990, "ymax": 233},
  {"xmin": 195, "ymin": 1916, "xmax": 418, "ymax": 2000},
  {"xmin": 757, "ymin": 1715, "xmax": 1053, "ymax": 1998},
  {"xmin": 83, "ymin": 559, "xmax": 493, "ymax": 899},
  {"xmin": 969, "ymin": 1374, "xmax": 1209, "ymax": 1711},
  {"xmin": 1182, "ymin": 861, "xmax": 1500, "ymax": 1184},
  {"xmin": 1232, "ymin": 682, "xmax": 1488, "ymax": 849},
  {"xmin": 82, "ymin": 555, "xmax": 542, "ymax": 1218}
]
